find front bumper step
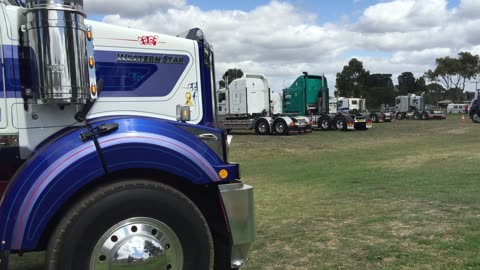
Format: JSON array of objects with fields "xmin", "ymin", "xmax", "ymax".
[{"xmin": 219, "ymin": 182, "xmax": 255, "ymax": 269}]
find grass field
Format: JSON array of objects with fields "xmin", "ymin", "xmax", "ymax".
[{"xmin": 10, "ymin": 115, "xmax": 480, "ymax": 269}]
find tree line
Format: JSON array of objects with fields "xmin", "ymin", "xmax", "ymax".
[{"xmin": 336, "ymin": 52, "xmax": 479, "ymax": 109}]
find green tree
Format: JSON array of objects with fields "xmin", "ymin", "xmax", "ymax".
[
  {"xmin": 397, "ymin": 72, "xmax": 416, "ymax": 95},
  {"xmin": 335, "ymin": 58, "xmax": 368, "ymax": 97},
  {"xmin": 458, "ymin": 52, "xmax": 480, "ymax": 90},
  {"xmin": 219, "ymin": 68, "xmax": 244, "ymax": 88},
  {"xmin": 364, "ymin": 73, "xmax": 395, "ymax": 109},
  {"xmin": 425, "ymin": 52, "xmax": 480, "ymax": 91}
]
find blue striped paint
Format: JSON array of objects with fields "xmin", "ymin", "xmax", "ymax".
[{"xmin": 0, "ymin": 116, "xmax": 239, "ymax": 251}]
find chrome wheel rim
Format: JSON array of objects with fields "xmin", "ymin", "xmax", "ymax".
[
  {"xmin": 89, "ymin": 217, "xmax": 183, "ymax": 270},
  {"xmin": 276, "ymin": 122, "xmax": 286, "ymax": 133},
  {"xmin": 336, "ymin": 120, "xmax": 344, "ymax": 129},
  {"xmin": 321, "ymin": 120, "xmax": 329, "ymax": 129},
  {"xmin": 259, "ymin": 122, "xmax": 267, "ymax": 133}
]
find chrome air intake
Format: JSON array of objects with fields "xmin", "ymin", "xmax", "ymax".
[{"xmin": 25, "ymin": 0, "xmax": 91, "ymax": 104}]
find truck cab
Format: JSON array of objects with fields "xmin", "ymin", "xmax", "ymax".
[{"xmin": 0, "ymin": 1, "xmax": 254, "ymax": 269}]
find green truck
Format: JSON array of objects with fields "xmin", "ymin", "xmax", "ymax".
[{"xmin": 282, "ymin": 73, "xmax": 372, "ymax": 131}]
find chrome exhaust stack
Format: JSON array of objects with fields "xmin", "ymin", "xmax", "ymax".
[{"xmin": 25, "ymin": 0, "xmax": 95, "ymax": 104}]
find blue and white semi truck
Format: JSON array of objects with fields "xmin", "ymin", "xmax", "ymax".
[{"xmin": 0, "ymin": 1, "xmax": 255, "ymax": 269}]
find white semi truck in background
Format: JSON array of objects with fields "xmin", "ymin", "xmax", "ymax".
[
  {"xmin": 395, "ymin": 94, "xmax": 446, "ymax": 120},
  {"xmin": 217, "ymin": 74, "xmax": 311, "ymax": 135}
]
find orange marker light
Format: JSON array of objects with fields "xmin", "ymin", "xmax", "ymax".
[
  {"xmin": 89, "ymin": 57, "xmax": 94, "ymax": 68},
  {"xmin": 87, "ymin": 31, "xmax": 92, "ymax": 41},
  {"xmin": 219, "ymin": 169, "xmax": 228, "ymax": 179},
  {"xmin": 91, "ymin": 84, "xmax": 97, "ymax": 96}
]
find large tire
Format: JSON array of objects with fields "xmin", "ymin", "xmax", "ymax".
[
  {"xmin": 46, "ymin": 180, "xmax": 213, "ymax": 270},
  {"xmin": 319, "ymin": 116, "xmax": 332, "ymax": 131},
  {"xmin": 473, "ymin": 113, "xmax": 479, "ymax": 123},
  {"xmin": 273, "ymin": 118, "xmax": 288, "ymax": 135},
  {"xmin": 334, "ymin": 117, "xmax": 347, "ymax": 131},
  {"xmin": 255, "ymin": 119, "xmax": 270, "ymax": 135},
  {"xmin": 371, "ymin": 114, "xmax": 378, "ymax": 123},
  {"xmin": 413, "ymin": 111, "xmax": 420, "ymax": 120},
  {"xmin": 396, "ymin": 112, "xmax": 403, "ymax": 120},
  {"xmin": 421, "ymin": 111, "xmax": 428, "ymax": 120}
]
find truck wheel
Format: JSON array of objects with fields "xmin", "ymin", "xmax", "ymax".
[
  {"xmin": 396, "ymin": 112, "xmax": 403, "ymax": 120},
  {"xmin": 421, "ymin": 111, "xmax": 428, "ymax": 120},
  {"xmin": 273, "ymin": 119, "xmax": 288, "ymax": 135},
  {"xmin": 45, "ymin": 180, "xmax": 213, "ymax": 270},
  {"xmin": 473, "ymin": 113, "xmax": 479, "ymax": 123},
  {"xmin": 413, "ymin": 111, "xmax": 420, "ymax": 120},
  {"xmin": 334, "ymin": 117, "xmax": 347, "ymax": 131},
  {"xmin": 371, "ymin": 114, "xmax": 378, "ymax": 123},
  {"xmin": 319, "ymin": 117, "xmax": 331, "ymax": 131},
  {"xmin": 255, "ymin": 119, "xmax": 270, "ymax": 135}
]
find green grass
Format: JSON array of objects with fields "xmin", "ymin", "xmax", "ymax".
[{"xmin": 10, "ymin": 115, "xmax": 480, "ymax": 269}]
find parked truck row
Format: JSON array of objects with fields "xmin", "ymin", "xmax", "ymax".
[{"xmin": 217, "ymin": 73, "xmax": 373, "ymax": 135}]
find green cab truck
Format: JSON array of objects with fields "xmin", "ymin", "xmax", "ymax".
[{"xmin": 282, "ymin": 73, "xmax": 372, "ymax": 131}]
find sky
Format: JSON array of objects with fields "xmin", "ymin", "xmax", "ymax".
[{"xmin": 84, "ymin": 0, "xmax": 480, "ymax": 94}]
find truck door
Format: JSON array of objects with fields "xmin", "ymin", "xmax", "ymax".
[{"xmin": 0, "ymin": 19, "xmax": 6, "ymax": 129}]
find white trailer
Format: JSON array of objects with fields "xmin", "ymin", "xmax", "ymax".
[{"xmin": 217, "ymin": 74, "xmax": 310, "ymax": 135}]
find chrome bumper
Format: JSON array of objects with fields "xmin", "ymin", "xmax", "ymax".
[{"xmin": 219, "ymin": 182, "xmax": 255, "ymax": 269}]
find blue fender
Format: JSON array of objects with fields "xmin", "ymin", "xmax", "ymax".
[
  {"xmin": 0, "ymin": 127, "xmax": 105, "ymax": 251},
  {"xmin": 0, "ymin": 117, "xmax": 239, "ymax": 251}
]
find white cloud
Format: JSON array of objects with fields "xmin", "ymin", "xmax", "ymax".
[
  {"xmin": 85, "ymin": 0, "xmax": 186, "ymax": 17},
  {"xmin": 455, "ymin": 0, "xmax": 480, "ymax": 19},
  {"xmin": 356, "ymin": 0, "xmax": 448, "ymax": 33},
  {"xmin": 84, "ymin": 0, "xmax": 480, "ymax": 93}
]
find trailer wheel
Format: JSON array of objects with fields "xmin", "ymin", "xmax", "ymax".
[
  {"xmin": 334, "ymin": 117, "xmax": 347, "ymax": 131},
  {"xmin": 421, "ymin": 111, "xmax": 428, "ymax": 120},
  {"xmin": 396, "ymin": 112, "xmax": 403, "ymax": 120},
  {"xmin": 413, "ymin": 111, "xmax": 420, "ymax": 120},
  {"xmin": 273, "ymin": 118, "xmax": 288, "ymax": 135},
  {"xmin": 319, "ymin": 117, "xmax": 332, "ymax": 131},
  {"xmin": 255, "ymin": 119, "xmax": 270, "ymax": 135},
  {"xmin": 45, "ymin": 180, "xmax": 213, "ymax": 270},
  {"xmin": 371, "ymin": 114, "xmax": 378, "ymax": 123}
]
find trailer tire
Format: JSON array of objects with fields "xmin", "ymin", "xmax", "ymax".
[
  {"xmin": 413, "ymin": 111, "xmax": 420, "ymax": 120},
  {"xmin": 255, "ymin": 119, "xmax": 270, "ymax": 135},
  {"xmin": 45, "ymin": 180, "xmax": 213, "ymax": 270},
  {"xmin": 396, "ymin": 112, "xmax": 403, "ymax": 120},
  {"xmin": 371, "ymin": 114, "xmax": 378, "ymax": 123},
  {"xmin": 273, "ymin": 118, "xmax": 288, "ymax": 135},
  {"xmin": 319, "ymin": 117, "xmax": 332, "ymax": 131},
  {"xmin": 421, "ymin": 111, "xmax": 428, "ymax": 120},
  {"xmin": 334, "ymin": 117, "xmax": 347, "ymax": 131}
]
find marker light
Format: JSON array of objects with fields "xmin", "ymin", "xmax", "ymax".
[
  {"xmin": 87, "ymin": 30, "xmax": 92, "ymax": 41},
  {"xmin": 89, "ymin": 57, "xmax": 95, "ymax": 68},
  {"xmin": 219, "ymin": 169, "xmax": 228, "ymax": 179},
  {"xmin": 91, "ymin": 84, "xmax": 97, "ymax": 96}
]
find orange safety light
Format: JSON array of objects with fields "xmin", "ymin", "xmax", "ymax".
[
  {"xmin": 219, "ymin": 169, "xmax": 228, "ymax": 179},
  {"xmin": 89, "ymin": 57, "xmax": 95, "ymax": 68},
  {"xmin": 91, "ymin": 84, "xmax": 97, "ymax": 96}
]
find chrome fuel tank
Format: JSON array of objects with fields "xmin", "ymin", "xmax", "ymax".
[{"xmin": 25, "ymin": 0, "xmax": 91, "ymax": 104}]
